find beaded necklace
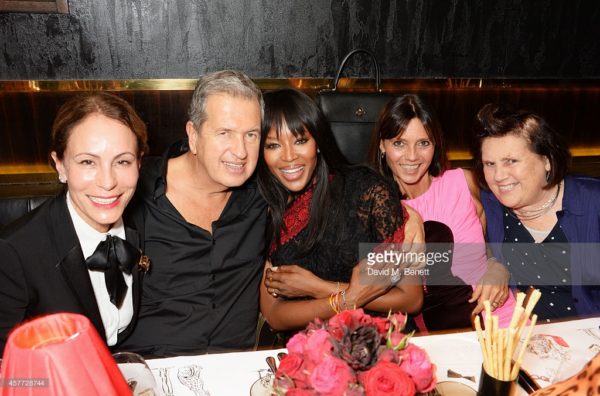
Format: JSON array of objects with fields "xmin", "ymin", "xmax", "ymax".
[{"xmin": 512, "ymin": 182, "xmax": 561, "ymax": 221}]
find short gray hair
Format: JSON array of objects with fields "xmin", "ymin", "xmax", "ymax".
[{"xmin": 188, "ymin": 70, "xmax": 264, "ymax": 129}]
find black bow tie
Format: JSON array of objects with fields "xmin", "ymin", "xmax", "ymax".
[{"xmin": 85, "ymin": 235, "xmax": 140, "ymax": 308}]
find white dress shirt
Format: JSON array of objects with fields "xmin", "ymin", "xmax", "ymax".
[{"xmin": 66, "ymin": 192, "xmax": 134, "ymax": 346}]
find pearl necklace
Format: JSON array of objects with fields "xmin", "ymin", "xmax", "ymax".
[{"xmin": 512, "ymin": 182, "xmax": 561, "ymax": 221}]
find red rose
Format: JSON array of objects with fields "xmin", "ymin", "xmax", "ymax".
[
  {"xmin": 276, "ymin": 353, "xmax": 304, "ymax": 379},
  {"xmin": 328, "ymin": 309, "xmax": 373, "ymax": 340},
  {"xmin": 362, "ymin": 361, "xmax": 416, "ymax": 396},
  {"xmin": 274, "ymin": 354, "xmax": 312, "ymax": 390},
  {"xmin": 399, "ymin": 344, "xmax": 437, "ymax": 393},
  {"xmin": 287, "ymin": 332, "xmax": 309, "ymax": 355},
  {"xmin": 371, "ymin": 317, "xmax": 390, "ymax": 336},
  {"xmin": 309, "ymin": 355, "xmax": 356, "ymax": 396}
]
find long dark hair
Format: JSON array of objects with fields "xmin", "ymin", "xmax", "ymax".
[
  {"xmin": 367, "ymin": 94, "xmax": 448, "ymax": 191},
  {"xmin": 257, "ymin": 89, "xmax": 349, "ymax": 254},
  {"xmin": 472, "ymin": 103, "xmax": 571, "ymax": 190}
]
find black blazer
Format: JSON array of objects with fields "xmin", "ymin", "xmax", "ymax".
[{"xmin": 0, "ymin": 192, "xmax": 144, "ymax": 355}]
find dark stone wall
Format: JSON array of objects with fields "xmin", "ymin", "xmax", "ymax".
[{"xmin": 1, "ymin": 0, "xmax": 599, "ymax": 79}]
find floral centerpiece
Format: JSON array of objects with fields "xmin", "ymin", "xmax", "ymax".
[{"xmin": 273, "ymin": 309, "xmax": 436, "ymax": 396}]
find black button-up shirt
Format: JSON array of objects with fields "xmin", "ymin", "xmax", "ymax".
[{"xmin": 122, "ymin": 140, "xmax": 267, "ymax": 357}]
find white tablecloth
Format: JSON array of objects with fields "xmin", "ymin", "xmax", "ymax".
[{"xmin": 147, "ymin": 316, "xmax": 600, "ymax": 396}]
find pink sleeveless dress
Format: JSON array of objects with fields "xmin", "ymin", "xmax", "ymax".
[{"xmin": 404, "ymin": 169, "xmax": 515, "ymax": 326}]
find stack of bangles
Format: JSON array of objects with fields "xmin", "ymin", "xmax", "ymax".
[{"xmin": 329, "ymin": 289, "xmax": 349, "ymax": 313}]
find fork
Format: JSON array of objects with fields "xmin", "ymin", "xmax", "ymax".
[
  {"xmin": 277, "ymin": 352, "xmax": 288, "ymax": 362},
  {"xmin": 447, "ymin": 368, "xmax": 476, "ymax": 383}
]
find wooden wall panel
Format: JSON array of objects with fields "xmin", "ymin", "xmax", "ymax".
[{"xmin": 0, "ymin": 1, "xmax": 598, "ymax": 79}]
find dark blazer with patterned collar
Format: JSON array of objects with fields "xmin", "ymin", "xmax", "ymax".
[{"xmin": 0, "ymin": 192, "xmax": 144, "ymax": 355}]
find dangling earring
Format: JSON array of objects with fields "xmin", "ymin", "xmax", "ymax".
[
  {"xmin": 317, "ymin": 148, "xmax": 320, "ymax": 154},
  {"xmin": 545, "ymin": 170, "xmax": 550, "ymax": 182},
  {"xmin": 379, "ymin": 151, "xmax": 387, "ymax": 172}
]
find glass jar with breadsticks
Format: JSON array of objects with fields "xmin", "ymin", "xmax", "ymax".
[{"xmin": 474, "ymin": 289, "xmax": 542, "ymax": 386}]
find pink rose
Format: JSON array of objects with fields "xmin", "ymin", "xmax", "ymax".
[
  {"xmin": 399, "ymin": 344, "xmax": 437, "ymax": 393},
  {"xmin": 377, "ymin": 348, "xmax": 400, "ymax": 364},
  {"xmin": 287, "ymin": 333, "xmax": 308, "ymax": 355},
  {"xmin": 309, "ymin": 355, "xmax": 356, "ymax": 396},
  {"xmin": 388, "ymin": 330, "xmax": 406, "ymax": 348},
  {"xmin": 343, "ymin": 386, "xmax": 367, "ymax": 396},
  {"xmin": 390, "ymin": 312, "xmax": 407, "ymax": 330},
  {"xmin": 361, "ymin": 361, "xmax": 416, "ymax": 396},
  {"xmin": 286, "ymin": 389, "xmax": 313, "ymax": 396},
  {"xmin": 306, "ymin": 329, "xmax": 333, "ymax": 364}
]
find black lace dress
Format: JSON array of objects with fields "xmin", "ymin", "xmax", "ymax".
[
  {"xmin": 269, "ymin": 166, "xmax": 406, "ymax": 282},
  {"xmin": 258, "ymin": 167, "xmax": 415, "ymax": 347}
]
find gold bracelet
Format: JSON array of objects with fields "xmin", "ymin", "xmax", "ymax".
[{"xmin": 329, "ymin": 292, "xmax": 340, "ymax": 314}]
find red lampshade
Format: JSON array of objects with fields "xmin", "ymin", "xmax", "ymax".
[{"xmin": 0, "ymin": 313, "xmax": 131, "ymax": 395}]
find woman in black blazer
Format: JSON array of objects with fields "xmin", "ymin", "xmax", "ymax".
[{"xmin": 0, "ymin": 92, "xmax": 148, "ymax": 354}]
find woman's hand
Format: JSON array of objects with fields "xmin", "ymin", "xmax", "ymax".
[
  {"xmin": 264, "ymin": 264, "xmax": 333, "ymax": 299},
  {"xmin": 402, "ymin": 203, "xmax": 425, "ymax": 248},
  {"xmin": 343, "ymin": 258, "xmax": 394, "ymax": 309},
  {"xmin": 469, "ymin": 258, "xmax": 511, "ymax": 314}
]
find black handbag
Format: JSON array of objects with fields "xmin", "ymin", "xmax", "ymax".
[{"xmin": 316, "ymin": 49, "xmax": 393, "ymax": 164}]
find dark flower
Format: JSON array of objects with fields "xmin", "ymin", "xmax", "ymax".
[{"xmin": 337, "ymin": 325, "xmax": 382, "ymax": 370}]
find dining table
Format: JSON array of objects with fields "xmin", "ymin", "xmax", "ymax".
[{"xmin": 146, "ymin": 315, "xmax": 600, "ymax": 396}]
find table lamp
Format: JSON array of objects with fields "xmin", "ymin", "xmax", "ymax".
[{"xmin": 0, "ymin": 313, "xmax": 130, "ymax": 395}]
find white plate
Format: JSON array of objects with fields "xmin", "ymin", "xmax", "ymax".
[
  {"xmin": 416, "ymin": 335, "xmax": 482, "ymax": 387},
  {"xmin": 249, "ymin": 374, "xmax": 274, "ymax": 396},
  {"xmin": 436, "ymin": 381, "xmax": 477, "ymax": 395}
]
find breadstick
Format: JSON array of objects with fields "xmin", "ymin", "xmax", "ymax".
[
  {"xmin": 483, "ymin": 301, "xmax": 494, "ymax": 376},
  {"xmin": 491, "ymin": 315, "xmax": 499, "ymax": 378},
  {"xmin": 505, "ymin": 327, "xmax": 515, "ymax": 381},
  {"xmin": 511, "ymin": 314, "xmax": 538, "ymax": 380},
  {"xmin": 474, "ymin": 315, "xmax": 489, "ymax": 373}
]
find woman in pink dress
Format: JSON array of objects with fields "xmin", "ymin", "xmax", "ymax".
[{"xmin": 368, "ymin": 94, "xmax": 515, "ymax": 330}]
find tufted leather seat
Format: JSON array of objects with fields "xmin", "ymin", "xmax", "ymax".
[{"xmin": 0, "ymin": 196, "xmax": 52, "ymax": 228}]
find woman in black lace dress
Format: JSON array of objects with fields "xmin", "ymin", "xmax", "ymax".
[{"xmin": 257, "ymin": 89, "xmax": 423, "ymax": 333}]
